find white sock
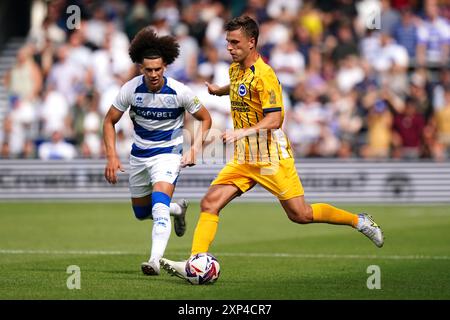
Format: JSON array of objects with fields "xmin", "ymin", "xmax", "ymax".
[
  {"xmin": 150, "ymin": 203, "xmax": 171, "ymax": 263},
  {"xmin": 169, "ymin": 202, "xmax": 182, "ymax": 215}
]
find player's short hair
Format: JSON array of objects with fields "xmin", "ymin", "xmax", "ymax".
[
  {"xmin": 128, "ymin": 27, "xmax": 180, "ymax": 65},
  {"xmin": 224, "ymin": 15, "xmax": 259, "ymax": 45}
]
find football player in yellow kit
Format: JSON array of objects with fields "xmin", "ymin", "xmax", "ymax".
[{"xmin": 161, "ymin": 16, "xmax": 384, "ymax": 282}]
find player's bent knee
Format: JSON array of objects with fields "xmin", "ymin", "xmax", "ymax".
[
  {"xmin": 200, "ymin": 196, "xmax": 219, "ymax": 214},
  {"xmin": 296, "ymin": 215, "xmax": 313, "ymax": 224},
  {"xmin": 288, "ymin": 207, "xmax": 313, "ymax": 224},
  {"xmin": 132, "ymin": 204, "xmax": 152, "ymax": 220},
  {"xmin": 200, "ymin": 198, "xmax": 212, "ymax": 213},
  {"xmin": 287, "ymin": 214, "xmax": 307, "ymax": 224}
]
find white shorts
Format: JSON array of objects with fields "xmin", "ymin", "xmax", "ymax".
[{"xmin": 128, "ymin": 153, "xmax": 181, "ymax": 198}]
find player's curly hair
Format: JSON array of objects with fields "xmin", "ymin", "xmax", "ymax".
[{"xmin": 128, "ymin": 27, "xmax": 180, "ymax": 65}]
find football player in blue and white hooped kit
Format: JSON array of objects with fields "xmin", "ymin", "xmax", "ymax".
[{"xmin": 103, "ymin": 27, "xmax": 212, "ymax": 276}]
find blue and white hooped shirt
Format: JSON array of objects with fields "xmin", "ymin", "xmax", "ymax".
[{"xmin": 113, "ymin": 75, "xmax": 202, "ymax": 158}]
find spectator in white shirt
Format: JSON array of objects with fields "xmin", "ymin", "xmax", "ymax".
[
  {"xmin": 270, "ymin": 40, "xmax": 305, "ymax": 93},
  {"xmin": 373, "ymin": 33, "xmax": 409, "ymax": 95},
  {"xmin": 38, "ymin": 131, "xmax": 77, "ymax": 160},
  {"xmin": 67, "ymin": 29, "xmax": 92, "ymax": 71},
  {"xmin": 416, "ymin": 1, "xmax": 450, "ymax": 66},
  {"xmin": 336, "ymin": 55, "xmax": 365, "ymax": 94},
  {"xmin": 81, "ymin": 100, "xmax": 102, "ymax": 159},
  {"xmin": 46, "ymin": 45, "xmax": 85, "ymax": 107},
  {"xmin": 39, "ymin": 88, "xmax": 70, "ymax": 138},
  {"xmin": 165, "ymin": 23, "xmax": 199, "ymax": 82}
]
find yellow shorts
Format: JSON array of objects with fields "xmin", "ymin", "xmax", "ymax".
[{"xmin": 211, "ymin": 158, "xmax": 304, "ymax": 200}]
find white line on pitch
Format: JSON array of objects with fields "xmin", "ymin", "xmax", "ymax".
[
  {"xmin": 0, "ymin": 249, "xmax": 449, "ymax": 261},
  {"xmin": 212, "ymin": 252, "xmax": 450, "ymax": 261},
  {"xmin": 0, "ymin": 249, "xmax": 128, "ymax": 255}
]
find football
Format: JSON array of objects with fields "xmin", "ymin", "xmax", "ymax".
[{"xmin": 185, "ymin": 253, "xmax": 220, "ymax": 285}]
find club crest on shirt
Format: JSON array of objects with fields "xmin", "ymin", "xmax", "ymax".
[
  {"xmin": 164, "ymin": 96, "xmax": 176, "ymax": 106},
  {"xmin": 238, "ymin": 84, "xmax": 247, "ymax": 97}
]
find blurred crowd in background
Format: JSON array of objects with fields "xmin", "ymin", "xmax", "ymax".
[{"xmin": 1, "ymin": 0, "xmax": 450, "ymax": 161}]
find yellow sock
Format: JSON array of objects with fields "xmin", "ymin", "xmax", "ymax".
[
  {"xmin": 191, "ymin": 212, "xmax": 219, "ymax": 255},
  {"xmin": 311, "ymin": 203, "xmax": 359, "ymax": 227}
]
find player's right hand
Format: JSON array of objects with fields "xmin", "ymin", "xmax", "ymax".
[
  {"xmin": 205, "ymin": 81, "xmax": 220, "ymax": 96},
  {"xmin": 104, "ymin": 157, "xmax": 124, "ymax": 184}
]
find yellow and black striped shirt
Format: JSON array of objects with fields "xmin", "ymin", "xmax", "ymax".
[{"xmin": 229, "ymin": 56, "xmax": 294, "ymax": 164}]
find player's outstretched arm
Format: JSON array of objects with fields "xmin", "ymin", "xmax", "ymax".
[
  {"xmin": 205, "ymin": 82, "xmax": 230, "ymax": 96},
  {"xmin": 103, "ymin": 106, "xmax": 125, "ymax": 184},
  {"xmin": 181, "ymin": 106, "xmax": 212, "ymax": 168}
]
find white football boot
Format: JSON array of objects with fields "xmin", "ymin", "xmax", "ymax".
[
  {"xmin": 173, "ymin": 199, "xmax": 188, "ymax": 237},
  {"xmin": 160, "ymin": 258, "xmax": 190, "ymax": 281},
  {"xmin": 141, "ymin": 259, "xmax": 160, "ymax": 276},
  {"xmin": 356, "ymin": 214, "xmax": 384, "ymax": 248}
]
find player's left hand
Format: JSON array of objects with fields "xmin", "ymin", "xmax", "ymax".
[
  {"xmin": 222, "ymin": 129, "xmax": 246, "ymax": 144},
  {"xmin": 181, "ymin": 148, "xmax": 197, "ymax": 168}
]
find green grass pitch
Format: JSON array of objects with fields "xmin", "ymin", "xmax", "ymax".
[{"xmin": 0, "ymin": 202, "xmax": 449, "ymax": 299}]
